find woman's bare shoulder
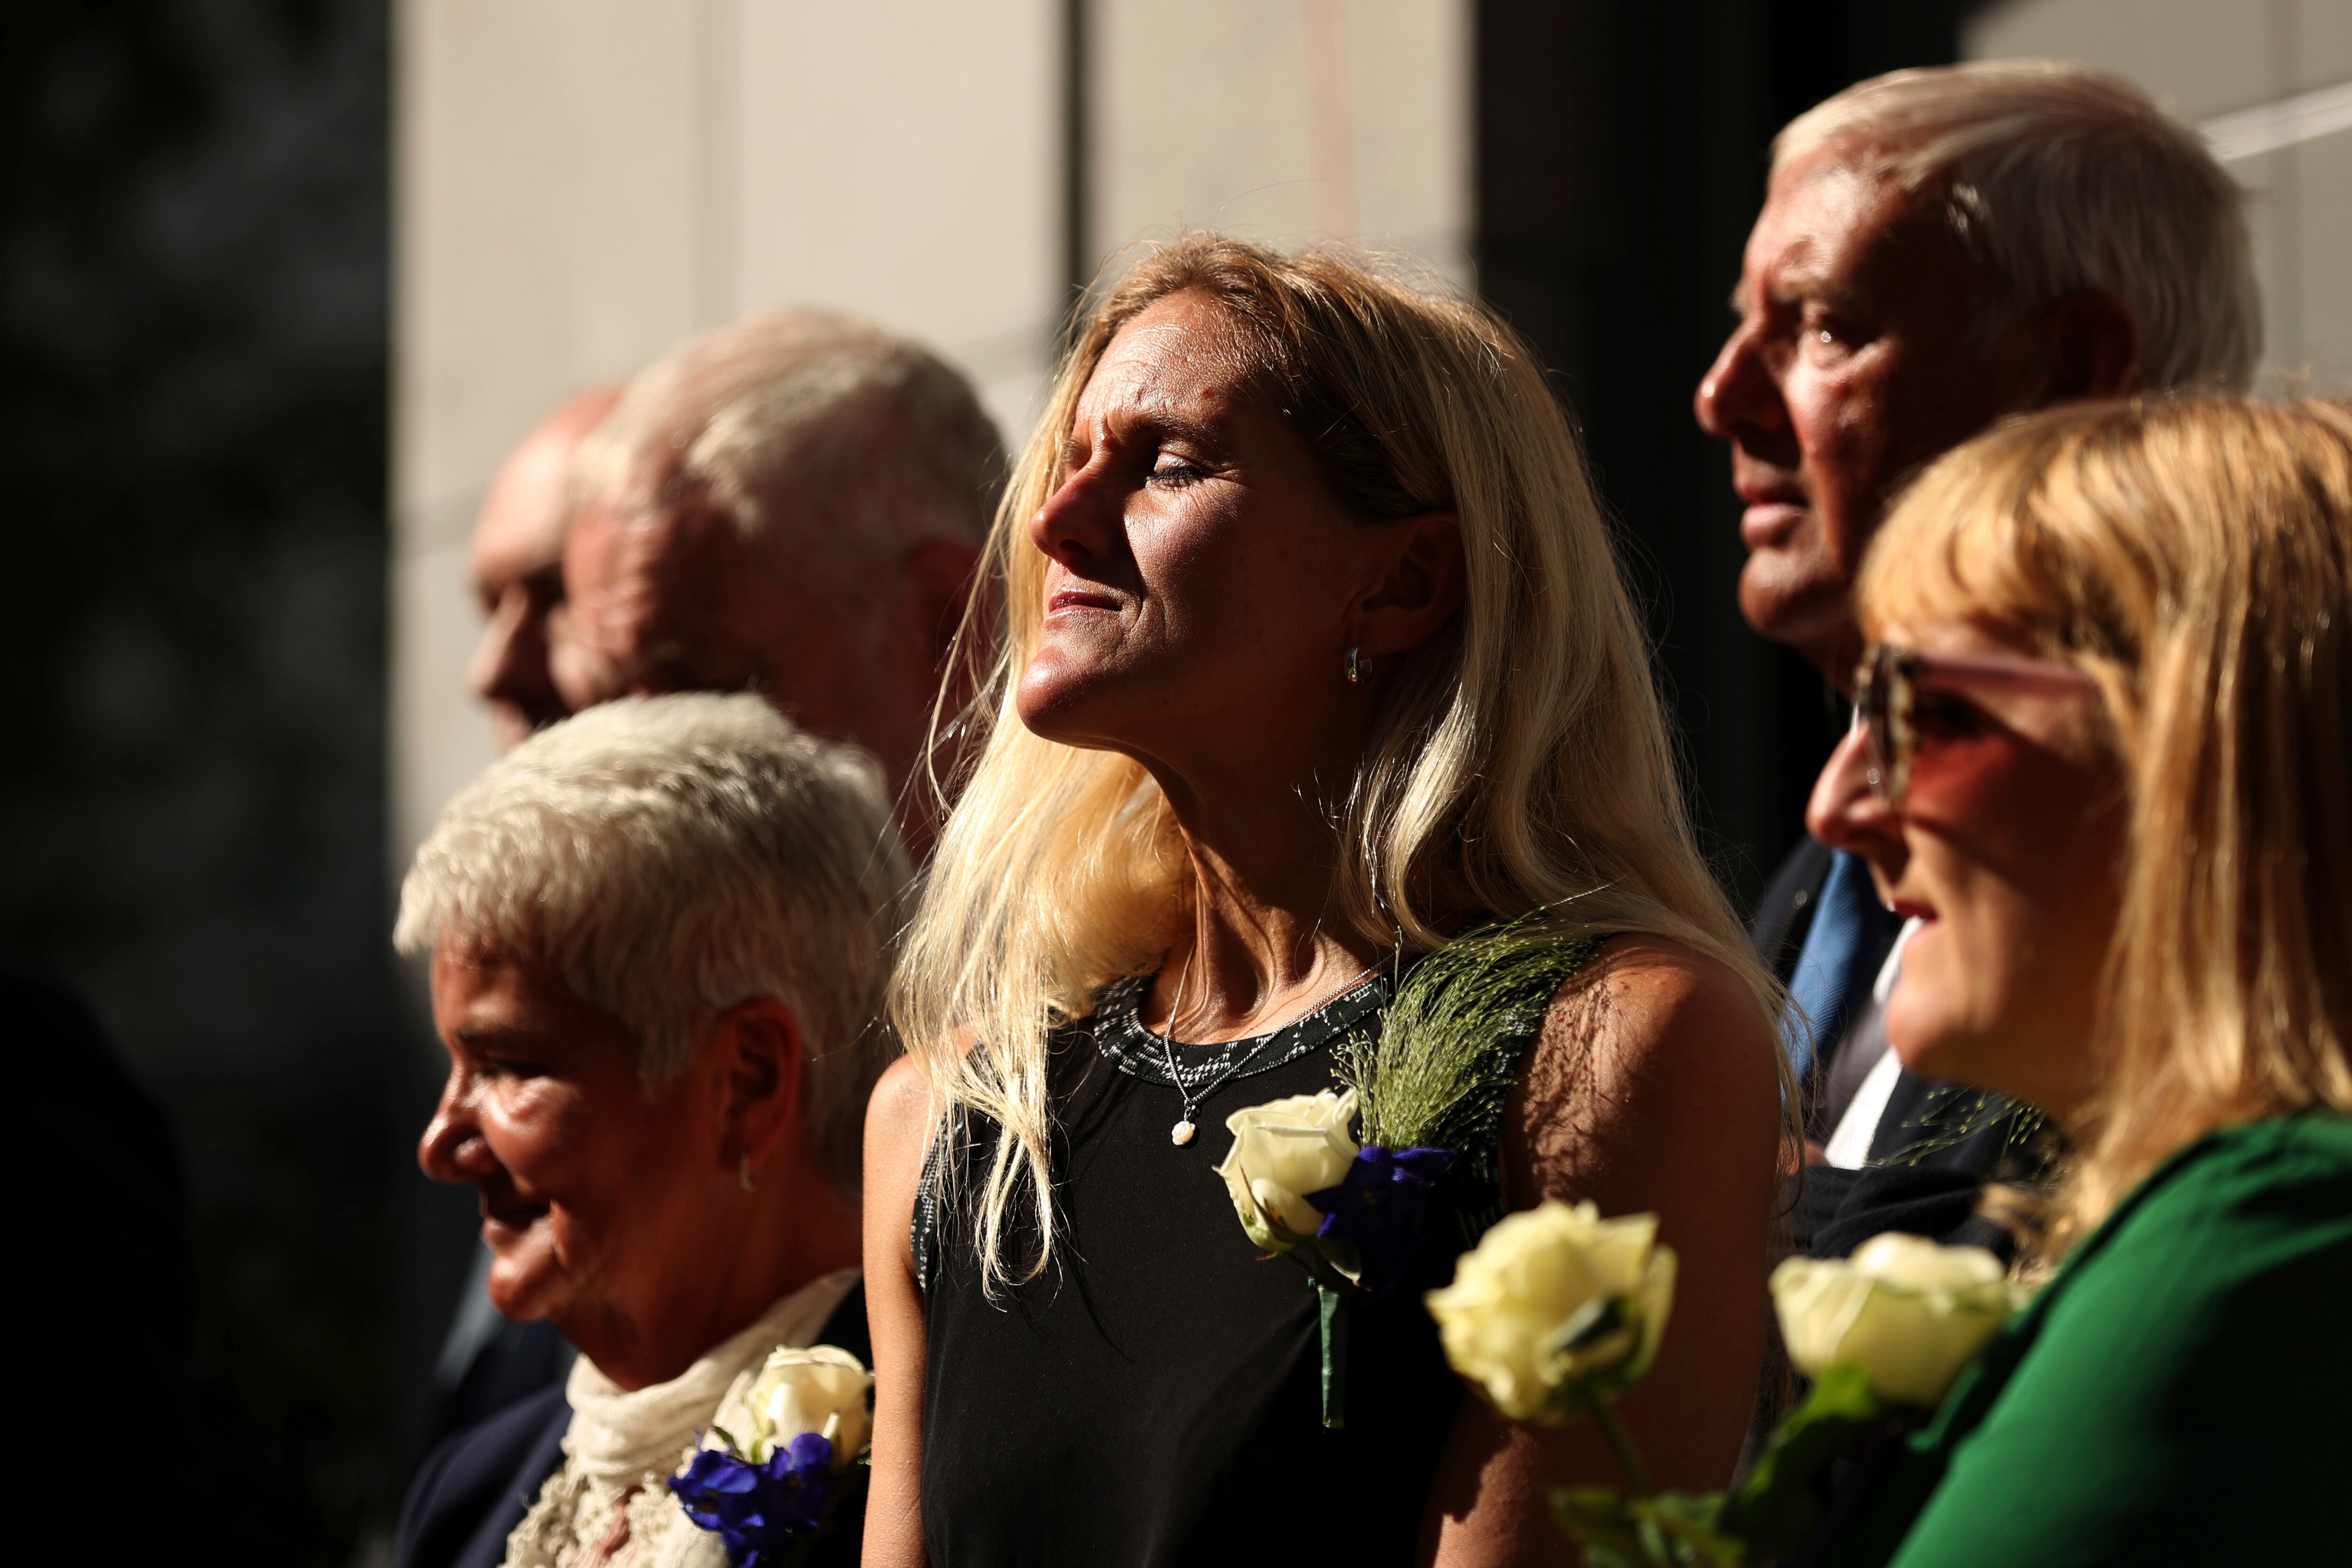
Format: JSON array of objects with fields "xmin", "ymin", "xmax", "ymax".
[
  {"xmin": 1508, "ymin": 931, "xmax": 1781, "ymax": 1198},
  {"xmin": 1541, "ymin": 931, "xmax": 1773, "ymax": 1066},
  {"xmin": 866, "ymin": 1055, "xmax": 943, "ymax": 1196}
]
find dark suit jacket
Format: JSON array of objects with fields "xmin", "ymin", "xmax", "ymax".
[
  {"xmin": 1750, "ymin": 839, "xmax": 2047, "ymax": 1261},
  {"xmin": 397, "ymin": 1281, "xmax": 873, "ymax": 1568},
  {"xmin": 14, "ymin": 945, "xmax": 197, "ymax": 1525}
]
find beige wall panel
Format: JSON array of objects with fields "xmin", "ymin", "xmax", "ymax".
[
  {"xmin": 1089, "ymin": 0, "xmax": 1468, "ymax": 282},
  {"xmin": 2294, "ymin": 4, "xmax": 2352, "ymax": 92},
  {"xmin": 1965, "ymin": 0, "xmax": 2271, "ymax": 118},
  {"xmin": 397, "ymin": 0, "xmax": 707, "ymax": 530},
  {"xmin": 732, "ymin": 0, "xmax": 1062, "ymax": 442},
  {"xmin": 2290, "ymin": 134, "xmax": 2352, "ymax": 389}
]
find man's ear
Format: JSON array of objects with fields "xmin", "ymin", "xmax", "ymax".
[
  {"xmin": 904, "ymin": 537, "xmax": 983, "ymax": 669},
  {"xmin": 1353, "ymin": 511, "xmax": 1466, "ymax": 661},
  {"xmin": 708, "ymin": 997, "xmax": 806, "ymax": 1173},
  {"xmin": 2022, "ymin": 289, "xmax": 2142, "ymax": 404}
]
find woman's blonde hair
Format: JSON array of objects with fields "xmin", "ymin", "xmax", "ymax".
[
  {"xmin": 893, "ymin": 235, "xmax": 1773, "ymax": 1287},
  {"xmin": 1858, "ymin": 396, "xmax": 2352, "ymax": 1254}
]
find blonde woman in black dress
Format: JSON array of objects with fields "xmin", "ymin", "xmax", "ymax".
[{"xmin": 864, "ymin": 238, "xmax": 1785, "ymax": 1566}]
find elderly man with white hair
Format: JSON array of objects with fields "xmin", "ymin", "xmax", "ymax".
[
  {"xmin": 551, "ymin": 307, "xmax": 1005, "ymax": 853},
  {"xmin": 393, "ymin": 692, "xmax": 905, "ymax": 1568},
  {"xmin": 1694, "ymin": 60, "xmax": 2261, "ymax": 1262}
]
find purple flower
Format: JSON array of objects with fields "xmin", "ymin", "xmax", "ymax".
[
  {"xmin": 1309, "ymin": 1144, "xmax": 1456, "ymax": 1295},
  {"xmin": 668, "ymin": 1433, "xmax": 840, "ymax": 1567}
]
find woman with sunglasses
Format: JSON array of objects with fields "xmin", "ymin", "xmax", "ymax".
[{"xmin": 1804, "ymin": 395, "xmax": 2352, "ymax": 1568}]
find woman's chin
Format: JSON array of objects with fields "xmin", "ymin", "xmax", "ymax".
[
  {"xmin": 1882, "ymin": 991, "xmax": 1965, "ymax": 1084},
  {"xmin": 1014, "ymin": 673, "xmax": 1149, "ymax": 754}
]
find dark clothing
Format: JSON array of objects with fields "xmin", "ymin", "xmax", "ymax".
[
  {"xmin": 423, "ymin": 1250, "xmax": 576, "ymax": 1458},
  {"xmin": 917, "ymin": 970, "xmax": 1551, "ymax": 1568},
  {"xmin": 1751, "ymin": 838, "xmax": 2050, "ymax": 1260},
  {"xmin": 397, "ymin": 1382, "xmax": 570, "ymax": 1568},
  {"xmin": 1819, "ymin": 1114, "xmax": 2352, "ymax": 1568},
  {"xmin": 14, "ymin": 946, "xmax": 195, "ymax": 1489},
  {"xmin": 396, "ymin": 1282, "xmax": 873, "ymax": 1568}
]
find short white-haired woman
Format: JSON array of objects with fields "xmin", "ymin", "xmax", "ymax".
[
  {"xmin": 862, "ymin": 236, "xmax": 1786, "ymax": 1566},
  {"xmin": 1806, "ymin": 397, "xmax": 2352, "ymax": 1566},
  {"xmin": 394, "ymin": 692, "xmax": 906, "ymax": 1568}
]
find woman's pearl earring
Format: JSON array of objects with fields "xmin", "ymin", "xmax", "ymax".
[{"xmin": 1345, "ymin": 646, "xmax": 1363, "ymax": 684}]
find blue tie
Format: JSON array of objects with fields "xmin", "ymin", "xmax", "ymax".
[{"xmin": 1781, "ymin": 850, "xmax": 1878, "ymax": 1087}]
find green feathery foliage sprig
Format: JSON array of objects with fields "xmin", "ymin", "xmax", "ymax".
[{"xmin": 1337, "ymin": 912, "xmax": 1604, "ymax": 1168}]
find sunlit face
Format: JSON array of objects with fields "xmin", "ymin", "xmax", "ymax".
[
  {"xmin": 1015, "ymin": 291, "xmax": 1384, "ymax": 772},
  {"xmin": 1808, "ymin": 621, "xmax": 2126, "ymax": 1117},
  {"xmin": 416, "ymin": 943, "xmax": 733, "ymax": 1336},
  {"xmin": 1694, "ymin": 157, "xmax": 2018, "ymax": 687}
]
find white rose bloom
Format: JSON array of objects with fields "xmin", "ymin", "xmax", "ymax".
[
  {"xmin": 1771, "ymin": 1231, "xmax": 2017, "ymax": 1409},
  {"xmin": 1425, "ymin": 1200, "xmax": 1677, "ymax": 1422},
  {"xmin": 739, "ymin": 1344, "xmax": 874, "ymax": 1468},
  {"xmin": 1213, "ymin": 1089, "xmax": 1360, "ymax": 1252}
]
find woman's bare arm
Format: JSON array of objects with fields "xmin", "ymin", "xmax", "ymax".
[
  {"xmin": 1423, "ymin": 935, "xmax": 1784, "ymax": 1567},
  {"xmin": 861, "ymin": 1055, "xmax": 937, "ymax": 1568}
]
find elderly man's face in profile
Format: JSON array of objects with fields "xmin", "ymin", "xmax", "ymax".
[
  {"xmin": 469, "ymin": 388, "xmax": 619, "ymax": 749},
  {"xmin": 468, "ymin": 508, "xmax": 567, "ymax": 751},
  {"xmin": 1695, "ymin": 157, "xmax": 2020, "ymax": 690}
]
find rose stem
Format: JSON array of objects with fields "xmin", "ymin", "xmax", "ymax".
[{"xmin": 1582, "ymin": 1394, "xmax": 1653, "ymax": 1497}]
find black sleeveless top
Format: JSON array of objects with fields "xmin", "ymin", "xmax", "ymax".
[{"xmin": 914, "ymin": 969, "xmax": 1545, "ymax": 1567}]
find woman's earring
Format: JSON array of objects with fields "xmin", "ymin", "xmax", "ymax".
[
  {"xmin": 739, "ymin": 1152, "xmax": 757, "ymax": 1194},
  {"xmin": 1345, "ymin": 646, "xmax": 1363, "ymax": 685}
]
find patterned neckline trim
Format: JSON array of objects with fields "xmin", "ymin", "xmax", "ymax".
[{"xmin": 1088, "ymin": 969, "xmax": 1393, "ymax": 1092}]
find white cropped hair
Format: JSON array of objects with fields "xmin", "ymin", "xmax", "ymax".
[
  {"xmin": 1775, "ymin": 60, "xmax": 2259, "ymax": 393},
  {"xmin": 395, "ymin": 692, "xmax": 910, "ymax": 1192}
]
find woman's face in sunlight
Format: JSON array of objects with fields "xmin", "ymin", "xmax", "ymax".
[
  {"xmin": 1810, "ymin": 619, "xmax": 2126, "ymax": 1117},
  {"xmin": 1013, "ymin": 291, "xmax": 1383, "ymax": 772}
]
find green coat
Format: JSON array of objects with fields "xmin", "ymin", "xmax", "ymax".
[{"xmin": 1822, "ymin": 1112, "xmax": 2352, "ymax": 1568}]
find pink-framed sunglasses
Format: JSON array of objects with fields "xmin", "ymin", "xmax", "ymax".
[{"xmin": 1854, "ymin": 642, "xmax": 2100, "ymax": 806}]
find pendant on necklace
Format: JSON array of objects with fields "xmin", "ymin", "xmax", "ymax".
[{"xmin": 1171, "ymin": 1118, "xmax": 1197, "ymax": 1146}]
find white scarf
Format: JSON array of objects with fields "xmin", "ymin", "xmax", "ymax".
[{"xmin": 499, "ymin": 1268, "xmax": 860, "ymax": 1568}]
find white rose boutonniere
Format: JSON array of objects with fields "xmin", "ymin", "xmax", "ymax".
[
  {"xmin": 1213, "ymin": 1087, "xmax": 1376, "ymax": 1430},
  {"xmin": 1213, "ymin": 1088, "xmax": 1362, "ymax": 1256},
  {"xmin": 739, "ymin": 1344, "xmax": 874, "ymax": 1467},
  {"xmin": 1770, "ymin": 1231, "xmax": 2016, "ymax": 1409},
  {"xmin": 670, "ymin": 1343, "xmax": 874, "ymax": 1566},
  {"xmin": 1426, "ymin": 1200, "xmax": 1677, "ymax": 1424}
]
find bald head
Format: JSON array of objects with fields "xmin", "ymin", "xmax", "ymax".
[
  {"xmin": 469, "ymin": 384, "xmax": 620, "ymax": 750},
  {"xmin": 550, "ymin": 309, "xmax": 1004, "ymax": 844}
]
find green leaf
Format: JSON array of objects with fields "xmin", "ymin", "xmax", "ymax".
[
  {"xmin": 707, "ymin": 1423, "xmax": 744, "ymax": 1457},
  {"xmin": 1718, "ymin": 1362, "xmax": 1892, "ymax": 1555},
  {"xmin": 1551, "ymin": 1486, "xmax": 1655, "ymax": 1568},
  {"xmin": 1552, "ymin": 1486, "xmax": 1735, "ymax": 1568},
  {"xmin": 1628, "ymin": 1493, "xmax": 1743, "ymax": 1566}
]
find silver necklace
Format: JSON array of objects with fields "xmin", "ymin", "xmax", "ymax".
[{"xmin": 1151, "ymin": 952, "xmax": 1380, "ymax": 1146}]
